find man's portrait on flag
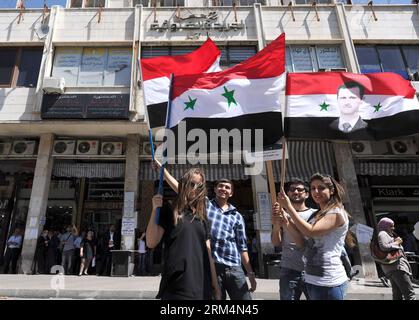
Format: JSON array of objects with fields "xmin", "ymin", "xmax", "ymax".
[{"xmin": 329, "ymin": 81, "xmax": 368, "ymax": 133}]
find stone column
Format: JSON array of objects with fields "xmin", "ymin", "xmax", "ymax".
[
  {"xmin": 122, "ymin": 134, "xmax": 140, "ymax": 252},
  {"xmin": 333, "ymin": 142, "xmax": 378, "ymax": 279},
  {"xmin": 20, "ymin": 133, "xmax": 54, "ymax": 274}
]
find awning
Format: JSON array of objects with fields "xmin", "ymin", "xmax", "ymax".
[
  {"xmin": 53, "ymin": 162, "xmax": 125, "ymax": 178},
  {"xmin": 139, "ymin": 162, "xmax": 248, "ymax": 181},
  {"xmin": 272, "ymin": 140, "xmax": 335, "ymax": 182},
  {"xmin": 139, "ymin": 141, "xmax": 335, "ymax": 182},
  {"xmin": 357, "ymin": 161, "xmax": 419, "ymax": 176}
]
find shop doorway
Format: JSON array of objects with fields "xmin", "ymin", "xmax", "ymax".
[{"xmin": 45, "ymin": 201, "xmax": 76, "ymax": 232}]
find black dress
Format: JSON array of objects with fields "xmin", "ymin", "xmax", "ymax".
[{"xmin": 157, "ymin": 205, "xmax": 212, "ymax": 300}]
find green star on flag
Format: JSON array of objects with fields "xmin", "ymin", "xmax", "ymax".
[
  {"xmin": 373, "ymin": 102, "xmax": 382, "ymax": 112},
  {"xmin": 222, "ymin": 86, "xmax": 237, "ymax": 107},
  {"xmin": 184, "ymin": 96, "xmax": 197, "ymax": 111},
  {"xmin": 319, "ymin": 101, "xmax": 330, "ymax": 111}
]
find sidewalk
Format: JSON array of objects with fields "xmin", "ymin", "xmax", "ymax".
[{"xmin": 0, "ymin": 275, "xmax": 418, "ymax": 300}]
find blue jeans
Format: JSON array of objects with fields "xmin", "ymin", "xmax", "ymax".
[
  {"xmin": 305, "ymin": 281, "xmax": 348, "ymax": 300},
  {"xmin": 215, "ymin": 263, "xmax": 252, "ymax": 300},
  {"xmin": 279, "ymin": 267, "xmax": 308, "ymax": 300}
]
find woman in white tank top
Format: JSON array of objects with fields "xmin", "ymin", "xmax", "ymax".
[{"xmin": 276, "ymin": 173, "xmax": 350, "ymax": 300}]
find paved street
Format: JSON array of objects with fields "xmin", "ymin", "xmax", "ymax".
[{"xmin": 0, "ymin": 274, "xmax": 418, "ymax": 300}]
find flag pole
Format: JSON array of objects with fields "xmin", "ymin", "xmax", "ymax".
[
  {"xmin": 266, "ymin": 161, "xmax": 277, "ymax": 207},
  {"xmin": 155, "ymin": 73, "xmax": 174, "ymax": 223}
]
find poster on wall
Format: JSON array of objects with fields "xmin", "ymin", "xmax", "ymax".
[
  {"xmin": 316, "ymin": 46, "xmax": 344, "ymax": 70},
  {"xmin": 104, "ymin": 48, "xmax": 132, "ymax": 86},
  {"xmin": 78, "ymin": 48, "xmax": 107, "ymax": 86},
  {"xmin": 52, "ymin": 47, "xmax": 83, "ymax": 86}
]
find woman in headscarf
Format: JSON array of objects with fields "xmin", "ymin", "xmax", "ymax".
[{"xmin": 377, "ymin": 217, "xmax": 415, "ymax": 300}]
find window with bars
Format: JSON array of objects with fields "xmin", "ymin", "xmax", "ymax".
[
  {"xmin": 286, "ymin": 45, "xmax": 345, "ymax": 72},
  {"xmin": 336, "ymin": 0, "xmax": 414, "ymax": 4},
  {"xmin": 355, "ymin": 45, "xmax": 418, "ymax": 80},
  {"xmin": 294, "ymin": 0, "xmax": 332, "ymax": 4},
  {"xmin": 141, "ymin": 45, "xmax": 257, "ymax": 67},
  {"xmin": 52, "ymin": 47, "xmax": 132, "ymax": 87},
  {"xmin": 0, "ymin": 47, "xmax": 43, "ymax": 88}
]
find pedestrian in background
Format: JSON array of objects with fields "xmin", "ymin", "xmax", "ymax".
[{"xmin": 377, "ymin": 217, "xmax": 415, "ymax": 300}]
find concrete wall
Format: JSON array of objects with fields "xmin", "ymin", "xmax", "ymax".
[
  {"xmin": 0, "ymin": 10, "xmax": 47, "ymax": 43},
  {"xmin": 53, "ymin": 8, "xmax": 135, "ymax": 42},
  {"xmin": 346, "ymin": 5, "xmax": 419, "ymax": 42},
  {"xmin": 262, "ymin": 6, "xmax": 342, "ymax": 41},
  {"xmin": 0, "ymin": 88, "xmax": 38, "ymax": 121}
]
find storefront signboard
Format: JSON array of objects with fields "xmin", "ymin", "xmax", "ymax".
[
  {"xmin": 371, "ymin": 186, "xmax": 419, "ymax": 198},
  {"xmin": 41, "ymin": 94, "xmax": 129, "ymax": 119}
]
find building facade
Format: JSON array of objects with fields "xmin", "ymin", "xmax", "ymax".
[{"xmin": 0, "ymin": 0, "xmax": 418, "ymax": 278}]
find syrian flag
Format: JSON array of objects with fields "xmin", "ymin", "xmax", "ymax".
[
  {"xmin": 140, "ymin": 39, "xmax": 221, "ymax": 128},
  {"xmin": 285, "ymin": 72, "xmax": 419, "ymax": 140},
  {"xmin": 167, "ymin": 33, "xmax": 286, "ymax": 153}
]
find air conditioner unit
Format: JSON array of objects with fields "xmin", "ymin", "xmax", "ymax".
[
  {"xmin": 350, "ymin": 141, "xmax": 373, "ymax": 155},
  {"xmin": 390, "ymin": 140, "xmax": 417, "ymax": 155},
  {"xmin": 53, "ymin": 140, "xmax": 76, "ymax": 155},
  {"xmin": 11, "ymin": 141, "xmax": 36, "ymax": 156},
  {"xmin": 141, "ymin": 142, "xmax": 162, "ymax": 158},
  {"xmin": 0, "ymin": 142, "xmax": 12, "ymax": 156},
  {"xmin": 76, "ymin": 140, "xmax": 99, "ymax": 155},
  {"xmin": 42, "ymin": 77, "xmax": 65, "ymax": 94},
  {"xmin": 101, "ymin": 142, "xmax": 123, "ymax": 155}
]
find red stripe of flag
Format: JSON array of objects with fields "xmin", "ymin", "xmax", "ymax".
[
  {"xmin": 286, "ymin": 72, "xmax": 416, "ymax": 98},
  {"xmin": 140, "ymin": 38, "xmax": 220, "ymax": 81},
  {"xmin": 172, "ymin": 33, "xmax": 286, "ymax": 99}
]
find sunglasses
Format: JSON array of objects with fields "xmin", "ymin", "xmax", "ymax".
[
  {"xmin": 190, "ymin": 182, "xmax": 203, "ymax": 190},
  {"xmin": 289, "ymin": 187, "xmax": 306, "ymax": 193}
]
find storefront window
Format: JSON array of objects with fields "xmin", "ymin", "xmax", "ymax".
[{"xmin": 52, "ymin": 47, "xmax": 132, "ymax": 87}]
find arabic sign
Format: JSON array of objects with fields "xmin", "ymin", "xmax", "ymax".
[{"xmin": 150, "ymin": 11, "xmax": 245, "ymax": 32}]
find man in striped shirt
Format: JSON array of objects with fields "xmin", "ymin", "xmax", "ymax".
[{"xmin": 154, "ymin": 161, "xmax": 257, "ymax": 300}]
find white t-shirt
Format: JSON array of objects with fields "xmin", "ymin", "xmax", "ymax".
[
  {"xmin": 138, "ymin": 239, "xmax": 146, "ymax": 254},
  {"xmin": 303, "ymin": 207, "xmax": 349, "ymax": 287}
]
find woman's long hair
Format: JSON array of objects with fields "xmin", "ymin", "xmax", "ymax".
[
  {"xmin": 173, "ymin": 168, "xmax": 207, "ymax": 225},
  {"xmin": 310, "ymin": 173, "xmax": 356, "ymax": 248}
]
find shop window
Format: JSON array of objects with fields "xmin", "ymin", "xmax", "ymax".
[
  {"xmin": 287, "ymin": 45, "xmax": 345, "ymax": 72},
  {"xmin": 356, "ymin": 45, "xmax": 414, "ymax": 80},
  {"xmin": 0, "ymin": 47, "xmax": 42, "ymax": 88},
  {"xmin": 52, "ymin": 47, "xmax": 132, "ymax": 87}
]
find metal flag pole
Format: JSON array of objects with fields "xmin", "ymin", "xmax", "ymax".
[{"xmin": 155, "ymin": 73, "xmax": 174, "ymax": 223}]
